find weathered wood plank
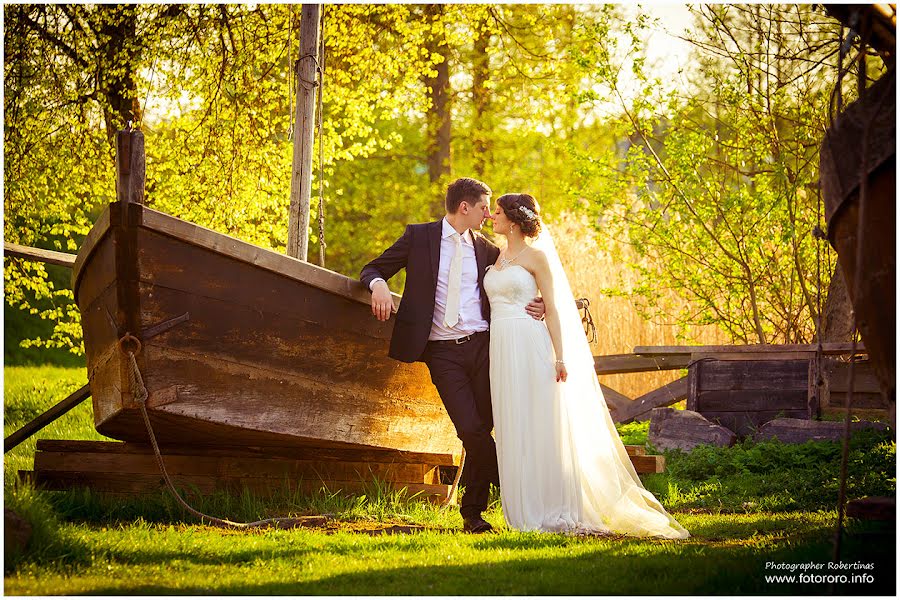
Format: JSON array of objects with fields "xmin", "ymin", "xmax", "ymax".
[
  {"xmin": 26, "ymin": 470, "xmax": 451, "ymax": 501},
  {"xmin": 135, "ymin": 280, "xmax": 414, "ymax": 392},
  {"xmin": 698, "ymin": 359, "xmax": 807, "ymax": 393},
  {"xmin": 598, "ymin": 384, "xmax": 631, "ymax": 416},
  {"xmin": 624, "ymin": 445, "xmax": 646, "ymax": 456},
  {"xmin": 687, "ymin": 360, "xmax": 700, "ymax": 412},
  {"xmin": 594, "ymin": 354, "xmax": 691, "ymax": 374},
  {"xmin": 72, "ymin": 204, "xmax": 112, "ymax": 291},
  {"xmin": 630, "ymin": 454, "xmax": 665, "ymax": 474},
  {"xmin": 635, "ymin": 343, "xmax": 866, "ymax": 356},
  {"xmin": 614, "ymin": 377, "xmax": 688, "ymax": 424},
  {"xmin": 34, "ymin": 440, "xmax": 460, "ymax": 467},
  {"xmin": 130, "ymin": 345, "xmax": 457, "ymax": 455},
  {"xmin": 139, "ymin": 204, "xmax": 397, "ymax": 310},
  {"xmin": 691, "ymin": 351, "xmax": 819, "ymax": 362},
  {"xmin": 822, "ymin": 359, "xmax": 883, "ymax": 393},
  {"xmin": 4, "ymin": 385, "xmax": 92, "ymax": 453},
  {"xmin": 34, "ymin": 451, "xmax": 431, "ymax": 484},
  {"xmin": 695, "ymin": 390, "xmax": 808, "ymax": 412},
  {"xmin": 115, "ymin": 129, "xmax": 145, "ymax": 206},
  {"xmin": 3, "ymin": 242, "xmax": 77, "ymax": 268}
]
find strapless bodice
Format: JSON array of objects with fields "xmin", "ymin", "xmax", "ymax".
[{"xmin": 483, "ymin": 265, "xmax": 539, "ymax": 320}]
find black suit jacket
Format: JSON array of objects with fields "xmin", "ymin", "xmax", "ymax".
[{"xmin": 360, "ymin": 220, "xmax": 501, "ymax": 363}]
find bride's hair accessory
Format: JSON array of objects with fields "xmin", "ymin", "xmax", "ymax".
[
  {"xmin": 496, "ymin": 193, "xmax": 542, "ymax": 237},
  {"xmin": 518, "ymin": 206, "xmax": 537, "ymax": 220}
]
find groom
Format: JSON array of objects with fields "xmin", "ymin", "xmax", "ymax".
[{"xmin": 360, "ymin": 177, "xmax": 544, "ymax": 533}]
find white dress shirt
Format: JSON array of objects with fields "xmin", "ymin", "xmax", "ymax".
[
  {"xmin": 369, "ymin": 218, "xmax": 489, "ymax": 340},
  {"xmin": 430, "ymin": 218, "xmax": 490, "ymax": 339}
]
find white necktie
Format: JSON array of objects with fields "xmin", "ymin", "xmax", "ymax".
[{"xmin": 444, "ymin": 232, "xmax": 463, "ymax": 327}]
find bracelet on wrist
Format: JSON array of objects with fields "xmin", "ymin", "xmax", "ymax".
[{"xmin": 555, "ymin": 360, "xmax": 565, "ymax": 365}]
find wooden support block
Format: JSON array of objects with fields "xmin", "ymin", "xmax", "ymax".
[
  {"xmin": 34, "ymin": 439, "xmax": 460, "ymax": 467},
  {"xmin": 34, "ymin": 451, "xmax": 430, "ymax": 485},
  {"xmin": 22, "ymin": 469, "xmax": 452, "ymax": 502},
  {"xmin": 28, "ymin": 440, "xmax": 454, "ymax": 502},
  {"xmin": 630, "ymin": 454, "xmax": 665, "ymax": 474}
]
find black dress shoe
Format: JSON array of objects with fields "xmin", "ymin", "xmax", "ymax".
[{"xmin": 462, "ymin": 516, "xmax": 494, "ymax": 533}]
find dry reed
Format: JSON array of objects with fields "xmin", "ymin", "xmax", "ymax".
[{"xmin": 546, "ymin": 212, "xmax": 727, "ymax": 400}]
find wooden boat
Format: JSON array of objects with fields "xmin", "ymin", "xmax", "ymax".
[
  {"xmin": 820, "ymin": 67, "xmax": 895, "ymax": 407},
  {"xmin": 72, "ymin": 200, "xmax": 459, "ymax": 457}
]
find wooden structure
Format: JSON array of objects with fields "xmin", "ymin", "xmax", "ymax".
[
  {"xmin": 820, "ymin": 5, "xmax": 895, "ymax": 420},
  {"xmin": 687, "ymin": 359, "xmax": 811, "ymax": 437},
  {"xmin": 21, "ymin": 440, "xmax": 664, "ymax": 501},
  {"xmin": 62, "ymin": 128, "xmax": 464, "ymax": 458},
  {"xmin": 819, "ymin": 358, "xmax": 888, "ymax": 421},
  {"xmin": 72, "ymin": 198, "xmax": 462, "ymax": 455},
  {"xmin": 595, "ymin": 343, "xmax": 886, "ymax": 429}
]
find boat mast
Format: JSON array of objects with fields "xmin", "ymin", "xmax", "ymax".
[{"xmin": 287, "ymin": 4, "xmax": 322, "ymax": 261}]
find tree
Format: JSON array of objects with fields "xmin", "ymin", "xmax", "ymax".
[{"xmin": 567, "ymin": 4, "xmax": 876, "ymax": 343}]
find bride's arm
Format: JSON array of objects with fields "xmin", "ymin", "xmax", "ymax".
[{"xmin": 530, "ymin": 250, "xmax": 567, "ymax": 382}]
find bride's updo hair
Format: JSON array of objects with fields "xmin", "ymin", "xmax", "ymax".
[{"xmin": 497, "ymin": 193, "xmax": 542, "ymax": 237}]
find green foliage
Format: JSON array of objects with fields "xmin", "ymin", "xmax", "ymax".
[
  {"xmin": 6, "ymin": 4, "xmax": 883, "ymax": 348},
  {"xmin": 618, "ymin": 419, "xmax": 895, "ymax": 513},
  {"xmin": 566, "ymin": 5, "xmax": 887, "ymax": 343}
]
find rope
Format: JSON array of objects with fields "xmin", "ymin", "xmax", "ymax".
[
  {"xmin": 578, "ymin": 298, "xmax": 597, "ymax": 344},
  {"xmin": 441, "ymin": 448, "xmax": 465, "ymax": 509},
  {"xmin": 119, "ymin": 333, "xmax": 324, "ymax": 530},
  {"xmin": 316, "ymin": 7, "xmax": 326, "ymax": 268},
  {"xmin": 287, "ymin": 8, "xmax": 294, "ymax": 140}
]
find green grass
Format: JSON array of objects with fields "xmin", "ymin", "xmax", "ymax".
[
  {"xmin": 4, "ymin": 366, "xmax": 897, "ymax": 595},
  {"xmin": 3, "ymin": 511, "xmax": 895, "ymax": 595}
]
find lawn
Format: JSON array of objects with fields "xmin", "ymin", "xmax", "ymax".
[{"xmin": 3, "ymin": 365, "xmax": 896, "ymax": 595}]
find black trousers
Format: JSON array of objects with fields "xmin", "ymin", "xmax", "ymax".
[{"xmin": 422, "ymin": 332, "xmax": 499, "ymax": 519}]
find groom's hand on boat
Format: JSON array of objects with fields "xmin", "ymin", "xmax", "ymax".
[
  {"xmin": 525, "ymin": 296, "xmax": 545, "ymax": 321},
  {"xmin": 370, "ymin": 280, "xmax": 395, "ymax": 321}
]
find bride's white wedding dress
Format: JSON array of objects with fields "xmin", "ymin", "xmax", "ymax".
[{"xmin": 483, "ymin": 231, "xmax": 689, "ymax": 539}]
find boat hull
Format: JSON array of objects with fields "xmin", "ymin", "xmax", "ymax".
[
  {"xmin": 73, "ymin": 202, "xmax": 459, "ymax": 455},
  {"xmin": 820, "ymin": 70, "xmax": 896, "ymax": 409}
]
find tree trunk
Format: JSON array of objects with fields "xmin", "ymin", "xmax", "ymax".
[
  {"xmin": 471, "ymin": 17, "xmax": 491, "ymax": 180},
  {"xmin": 422, "ymin": 4, "xmax": 451, "ymax": 217},
  {"xmin": 98, "ymin": 4, "xmax": 142, "ymax": 143},
  {"xmin": 821, "ymin": 261, "xmax": 854, "ymax": 342}
]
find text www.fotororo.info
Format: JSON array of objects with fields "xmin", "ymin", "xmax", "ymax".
[{"xmin": 763, "ymin": 561, "xmax": 876, "ymax": 585}]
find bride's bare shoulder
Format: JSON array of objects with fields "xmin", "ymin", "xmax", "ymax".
[{"xmin": 520, "ymin": 246, "xmax": 550, "ymax": 272}]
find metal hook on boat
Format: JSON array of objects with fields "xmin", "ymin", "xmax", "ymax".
[{"xmin": 118, "ymin": 333, "xmax": 142, "ymax": 356}]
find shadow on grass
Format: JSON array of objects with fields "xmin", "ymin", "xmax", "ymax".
[{"xmin": 57, "ymin": 520, "xmax": 896, "ymax": 596}]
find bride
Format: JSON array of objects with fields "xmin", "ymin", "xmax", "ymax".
[{"xmin": 483, "ymin": 193, "xmax": 689, "ymax": 539}]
